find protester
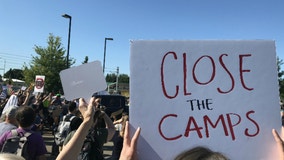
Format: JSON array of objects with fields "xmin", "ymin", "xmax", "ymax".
[
  {"xmin": 56, "ymin": 98, "xmax": 95, "ymax": 160},
  {"xmin": 0, "ymin": 87, "xmax": 32, "ymax": 121},
  {"xmin": 51, "ymin": 94, "xmax": 63, "ymax": 132},
  {"xmin": 113, "ymin": 112, "xmax": 128, "ymax": 132},
  {"xmin": 112, "ymin": 113, "xmax": 129, "ymax": 160},
  {"xmin": 51, "ymin": 94, "xmax": 63, "ymax": 106},
  {"xmin": 53, "ymin": 101, "xmax": 82, "ymax": 156},
  {"xmin": 64, "ymin": 98, "xmax": 116, "ymax": 160},
  {"xmin": 0, "ymin": 106, "xmax": 18, "ymax": 135},
  {"xmin": 56, "ymin": 97, "xmax": 141, "ymax": 160},
  {"xmin": 117, "ymin": 121, "xmax": 141, "ymax": 160},
  {"xmin": 0, "ymin": 84, "xmax": 7, "ymax": 101},
  {"xmin": 0, "ymin": 106, "xmax": 47, "ymax": 160},
  {"xmin": 42, "ymin": 92, "xmax": 54, "ymax": 129},
  {"xmin": 0, "ymin": 85, "xmax": 8, "ymax": 115}
]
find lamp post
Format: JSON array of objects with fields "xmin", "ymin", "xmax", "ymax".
[
  {"xmin": 103, "ymin": 37, "xmax": 113, "ymax": 73},
  {"xmin": 62, "ymin": 14, "xmax": 72, "ymax": 68},
  {"xmin": 116, "ymin": 66, "xmax": 119, "ymax": 93}
]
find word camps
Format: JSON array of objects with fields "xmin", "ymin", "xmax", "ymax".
[{"xmin": 158, "ymin": 52, "xmax": 260, "ymax": 141}]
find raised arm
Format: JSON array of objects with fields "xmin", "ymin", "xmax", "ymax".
[
  {"xmin": 56, "ymin": 97, "xmax": 95, "ymax": 160},
  {"xmin": 102, "ymin": 112, "xmax": 116, "ymax": 141},
  {"xmin": 119, "ymin": 121, "xmax": 141, "ymax": 160}
]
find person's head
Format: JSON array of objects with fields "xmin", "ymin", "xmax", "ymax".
[
  {"xmin": 17, "ymin": 94, "xmax": 26, "ymax": 106},
  {"xmin": 70, "ymin": 117, "xmax": 83, "ymax": 131},
  {"xmin": 15, "ymin": 106, "xmax": 36, "ymax": 128},
  {"xmin": 5, "ymin": 106, "xmax": 18, "ymax": 125},
  {"xmin": 175, "ymin": 146, "xmax": 228, "ymax": 160},
  {"xmin": 93, "ymin": 109, "xmax": 104, "ymax": 128},
  {"xmin": 68, "ymin": 101, "xmax": 77, "ymax": 113},
  {"xmin": 56, "ymin": 94, "xmax": 61, "ymax": 99},
  {"xmin": 27, "ymin": 95, "xmax": 36, "ymax": 106}
]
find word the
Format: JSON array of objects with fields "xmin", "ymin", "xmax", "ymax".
[{"xmin": 187, "ymin": 98, "xmax": 213, "ymax": 111}]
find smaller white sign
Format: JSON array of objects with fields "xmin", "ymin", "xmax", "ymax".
[
  {"xmin": 34, "ymin": 75, "xmax": 45, "ymax": 93},
  {"xmin": 60, "ymin": 61, "xmax": 107, "ymax": 101}
]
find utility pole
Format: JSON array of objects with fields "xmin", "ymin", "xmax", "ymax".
[{"xmin": 116, "ymin": 67, "xmax": 119, "ymax": 94}]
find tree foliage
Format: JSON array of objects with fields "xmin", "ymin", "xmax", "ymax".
[
  {"xmin": 278, "ymin": 57, "xmax": 284, "ymax": 100},
  {"xmin": 3, "ymin": 69, "xmax": 24, "ymax": 80},
  {"xmin": 23, "ymin": 33, "xmax": 74, "ymax": 93},
  {"xmin": 82, "ymin": 56, "xmax": 89, "ymax": 64},
  {"xmin": 106, "ymin": 73, "xmax": 129, "ymax": 83}
]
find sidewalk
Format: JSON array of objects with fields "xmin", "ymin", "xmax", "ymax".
[{"xmin": 42, "ymin": 129, "xmax": 114, "ymax": 160}]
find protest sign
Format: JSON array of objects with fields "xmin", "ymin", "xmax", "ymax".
[
  {"xmin": 130, "ymin": 40, "xmax": 280, "ymax": 160},
  {"xmin": 34, "ymin": 75, "xmax": 45, "ymax": 93},
  {"xmin": 60, "ymin": 61, "xmax": 107, "ymax": 101}
]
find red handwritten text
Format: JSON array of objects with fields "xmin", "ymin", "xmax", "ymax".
[
  {"xmin": 161, "ymin": 52, "xmax": 253, "ymax": 99},
  {"xmin": 158, "ymin": 110, "xmax": 260, "ymax": 141}
]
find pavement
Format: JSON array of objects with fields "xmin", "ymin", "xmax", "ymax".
[{"xmin": 42, "ymin": 129, "xmax": 114, "ymax": 160}]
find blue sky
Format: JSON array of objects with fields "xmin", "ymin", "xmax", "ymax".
[{"xmin": 0, "ymin": 0, "xmax": 283, "ymax": 76}]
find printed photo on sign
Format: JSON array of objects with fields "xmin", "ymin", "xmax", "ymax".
[
  {"xmin": 34, "ymin": 75, "xmax": 45, "ymax": 93},
  {"xmin": 130, "ymin": 40, "xmax": 280, "ymax": 160}
]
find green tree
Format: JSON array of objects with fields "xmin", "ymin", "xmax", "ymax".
[
  {"xmin": 23, "ymin": 33, "xmax": 74, "ymax": 93},
  {"xmin": 105, "ymin": 73, "xmax": 129, "ymax": 83},
  {"xmin": 278, "ymin": 57, "xmax": 284, "ymax": 100},
  {"xmin": 106, "ymin": 73, "xmax": 116, "ymax": 82},
  {"xmin": 3, "ymin": 69, "xmax": 24, "ymax": 80},
  {"xmin": 118, "ymin": 74, "xmax": 129, "ymax": 83},
  {"xmin": 82, "ymin": 56, "xmax": 89, "ymax": 64}
]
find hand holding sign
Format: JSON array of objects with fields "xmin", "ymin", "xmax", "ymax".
[{"xmin": 272, "ymin": 128, "xmax": 284, "ymax": 160}]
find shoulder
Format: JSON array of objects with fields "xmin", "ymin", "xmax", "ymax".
[
  {"xmin": 17, "ymin": 128, "xmax": 43, "ymax": 142},
  {"xmin": 0, "ymin": 123, "xmax": 17, "ymax": 132},
  {"xmin": 0, "ymin": 130, "xmax": 12, "ymax": 140},
  {"xmin": 0, "ymin": 130, "xmax": 12, "ymax": 148}
]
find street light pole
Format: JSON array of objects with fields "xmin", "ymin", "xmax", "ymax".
[
  {"xmin": 103, "ymin": 37, "xmax": 113, "ymax": 73},
  {"xmin": 116, "ymin": 66, "xmax": 119, "ymax": 93},
  {"xmin": 62, "ymin": 14, "xmax": 72, "ymax": 68}
]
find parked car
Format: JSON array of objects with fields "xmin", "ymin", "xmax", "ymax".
[{"xmin": 93, "ymin": 94, "xmax": 129, "ymax": 120}]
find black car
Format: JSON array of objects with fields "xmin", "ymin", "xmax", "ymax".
[{"xmin": 93, "ymin": 94, "xmax": 129, "ymax": 120}]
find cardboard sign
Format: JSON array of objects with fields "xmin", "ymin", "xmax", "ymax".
[
  {"xmin": 130, "ymin": 40, "xmax": 281, "ymax": 160},
  {"xmin": 34, "ymin": 75, "xmax": 45, "ymax": 93},
  {"xmin": 60, "ymin": 61, "xmax": 107, "ymax": 101}
]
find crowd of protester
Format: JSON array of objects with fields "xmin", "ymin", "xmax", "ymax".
[{"xmin": 0, "ymin": 84, "xmax": 134, "ymax": 160}]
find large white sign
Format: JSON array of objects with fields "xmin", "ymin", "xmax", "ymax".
[{"xmin": 130, "ymin": 40, "xmax": 280, "ymax": 160}]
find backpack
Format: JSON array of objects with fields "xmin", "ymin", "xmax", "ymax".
[
  {"xmin": 54, "ymin": 115, "xmax": 76, "ymax": 146},
  {"xmin": 0, "ymin": 129, "xmax": 32, "ymax": 159},
  {"xmin": 77, "ymin": 128, "xmax": 105, "ymax": 160}
]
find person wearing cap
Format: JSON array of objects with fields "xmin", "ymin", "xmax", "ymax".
[{"xmin": 0, "ymin": 106, "xmax": 18, "ymax": 135}]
